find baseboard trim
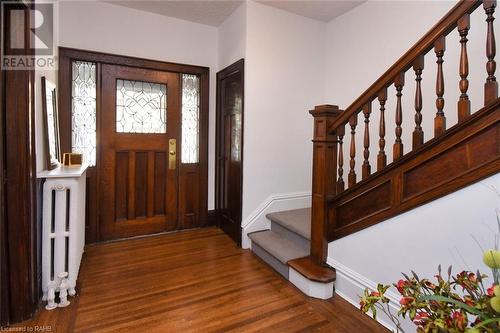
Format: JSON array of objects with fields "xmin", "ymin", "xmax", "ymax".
[
  {"xmin": 327, "ymin": 257, "xmax": 411, "ymax": 332},
  {"xmin": 207, "ymin": 209, "xmax": 218, "ymax": 227},
  {"xmin": 241, "ymin": 191, "xmax": 311, "ymax": 249}
]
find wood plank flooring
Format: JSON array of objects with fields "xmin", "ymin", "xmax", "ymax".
[{"xmin": 15, "ymin": 228, "xmax": 388, "ymax": 332}]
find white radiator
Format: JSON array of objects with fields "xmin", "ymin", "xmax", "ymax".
[{"xmin": 38, "ymin": 165, "xmax": 87, "ymax": 300}]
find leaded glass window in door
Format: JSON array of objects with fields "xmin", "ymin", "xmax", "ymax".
[
  {"xmin": 181, "ymin": 74, "xmax": 200, "ymax": 164},
  {"xmin": 116, "ymin": 79, "xmax": 167, "ymax": 133},
  {"xmin": 71, "ymin": 61, "xmax": 97, "ymax": 166}
]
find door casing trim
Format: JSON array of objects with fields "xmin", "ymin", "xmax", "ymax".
[{"xmin": 58, "ymin": 47, "xmax": 210, "ymax": 242}]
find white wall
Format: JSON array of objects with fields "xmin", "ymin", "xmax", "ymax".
[
  {"xmin": 218, "ymin": 2, "xmax": 246, "ymax": 70},
  {"xmin": 242, "ymin": 1, "xmax": 325, "ymax": 223},
  {"xmin": 324, "ymin": 1, "xmax": 499, "ymax": 330},
  {"xmin": 55, "ymin": 0, "xmax": 219, "ymax": 208}
]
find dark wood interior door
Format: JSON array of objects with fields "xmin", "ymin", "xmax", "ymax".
[
  {"xmin": 216, "ymin": 60, "xmax": 244, "ymax": 246},
  {"xmin": 100, "ymin": 64, "xmax": 180, "ymax": 240}
]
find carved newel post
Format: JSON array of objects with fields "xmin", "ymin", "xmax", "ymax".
[{"xmin": 309, "ymin": 105, "xmax": 342, "ymax": 265}]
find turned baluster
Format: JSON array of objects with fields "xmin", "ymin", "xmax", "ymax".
[
  {"xmin": 413, "ymin": 55, "xmax": 424, "ymax": 150},
  {"xmin": 458, "ymin": 14, "xmax": 471, "ymax": 122},
  {"xmin": 348, "ymin": 114, "xmax": 358, "ymax": 187},
  {"xmin": 393, "ymin": 73, "xmax": 405, "ymax": 160},
  {"xmin": 434, "ymin": 36, "xmax": 446, "ymax": 136},
  {"xmin": 362, "ymin": 103, "xmax": 371, "ymax": 179},
  {"xmin": 484, "ymin": 0, "xmax": 498, "ymax": 104},
  {"xmin": 377, "ymin": 88, "xmax": 387, "ymax": 171},
  {"xmin": 337, "ymin": 125, "xmax": 345, "ymax": 193}
]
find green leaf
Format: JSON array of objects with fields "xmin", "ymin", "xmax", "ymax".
[{"xmin": 418, "ymin": 295, "xmax": 485, "ymax": 318}]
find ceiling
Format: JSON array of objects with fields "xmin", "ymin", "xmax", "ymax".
[
  {"xmin": 257, "ymin": 1, "xmax": 365, "ymax": 23},
  {"xmin": 104, "ymin": 0, "xmax": 365, "ymax": 27}
]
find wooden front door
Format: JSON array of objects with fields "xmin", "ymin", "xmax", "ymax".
[
  {"xmin": 100, "ymin": 64, "xmax": 180, "ymax": 240},
  {"xmin": 216, "ymin": 59, "xmax": 244, "ymax": 246}
]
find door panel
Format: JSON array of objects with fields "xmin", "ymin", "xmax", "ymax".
[
  {"xmin": 216, "ymin": 60, "xmax": 244, "ymax": 245},
  {"xmin": 100, "ymin": 64, "xmax": 180, "ymax": 240}
]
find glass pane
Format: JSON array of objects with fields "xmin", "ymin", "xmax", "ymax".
[
  {"xmin": 116, "ymin": 79, "xmax": 167, "ymax": 133},
  {"xmin": 71, "ymin": 61, "xmax": 97, "ymax": 166},
  {"xmin": 181, "ymin": 74, "xmax": 200, "ymax": 164}
]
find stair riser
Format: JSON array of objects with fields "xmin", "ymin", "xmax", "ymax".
[
  {"xmin": 271, "ymin": 221, "xmax": 310, "ymax": 251},
  {"xmin": 251, "ymin": 242, "xmax": 289, "ymax": 279}
]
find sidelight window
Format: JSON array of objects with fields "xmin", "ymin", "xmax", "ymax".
[
  {"xmin": 71, "ymin": 61, "xmax": 97, "ymax": 166},
  {"xmin": 181, "ymin": 74, "xmax": 200, "ymax": 164}
]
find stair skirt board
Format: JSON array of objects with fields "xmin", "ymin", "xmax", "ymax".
[{"xmin": 251, "ymin": 241, "xmax": 290, "ymax": 279}]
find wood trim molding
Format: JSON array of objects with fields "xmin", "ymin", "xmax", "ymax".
[{"xmin": 1, "ymin": 2, "xmax": 38, "ymax": 324}]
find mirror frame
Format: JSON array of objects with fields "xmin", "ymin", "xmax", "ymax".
[{"xmin": 41, "ymin": 76, "xmax": 61, "ymax": 170}]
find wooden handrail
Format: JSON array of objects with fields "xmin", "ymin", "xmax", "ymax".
[
  {"xmin": 309, "ymin": 0, "xmax": 499, "ymax": 266},
  {"xmin": 327, "ymin": 0, "xmax": 482, "ymax": 134}
]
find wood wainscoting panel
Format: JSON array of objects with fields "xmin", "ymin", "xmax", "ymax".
[
  {"xmin": 336, "ymin": 181, "xmax": 391, "ymax": 228},
  {"xmin": 403, "ymin": 126, "xmax": 498, "ymax": 200}
]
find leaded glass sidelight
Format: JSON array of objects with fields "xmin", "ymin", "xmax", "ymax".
[
  {"xmin": 71, "ymin": 61, "xmax": 97, "ymax": 166},
  {"xmin": 116, "ymin": 80, "xmax": 167, "ymax": 133},
  {"xmin": 181, "ymin": 74, "xmax": 200, "ymax": 164}
]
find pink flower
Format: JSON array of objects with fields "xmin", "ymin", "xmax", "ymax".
[
  {"xmin": 488, "ymin": 284, "xmax": 496, "ymax": 297},
  {"xmin": 396, "ymin": 279, "xmax": 406, "ymax": 293},
  {"xmin": 452, "ymin": 311, "xmax": 466, "ymax": 330},
  {"xmin": 399, "ymin": 297, "xmax": 414, "ymax": 306}
]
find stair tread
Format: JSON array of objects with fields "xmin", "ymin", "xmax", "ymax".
[
  {"xmin": 248, "ymin": 230, "xmax": 309, "ymax": 264},
  {"xmin": 267, "ymin": 208, "xmax": 311, "ymax": 240}
]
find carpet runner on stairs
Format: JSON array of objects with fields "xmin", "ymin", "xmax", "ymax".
[{"xmin": 248, "ymin": 208, "xmax": 311, "ymax": 279}]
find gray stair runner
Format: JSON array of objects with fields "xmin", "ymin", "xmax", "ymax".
[
  {"xmin": 249, "ymin": 208, "xmax": 311, "ymax": 280},
  {"xmin": 267, "ymin": 208, "xmax": 311, "ymax": 240}
]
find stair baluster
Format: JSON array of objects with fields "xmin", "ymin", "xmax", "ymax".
[
  {"xmin": 393, "ymin": 73, "xmax": 405, "ymax": 160},
  {"xmin": 434, "ymin": 36, "xmax": 447, "ymax": 136},
  {"xmin": 377, "ymin": 88, "xmax": 387, "ymax": 171},
  {"xmin": 348, "ymin": 115, "xmax": 357, "ymax": 187},
  {"xmin": 458, "ymin": 14, "xmax": 471, "ymax": 122},
  {"xmin": 362, "ymin": 103, "xmax": 371, "ymax": 179},
  {"xmin": 337, "ymin": 125, "xmax": 345, "ymax": 193},
  {"xmin": 485, "ymin": 0, "xmax": 498, "ymax": 104},
  {"xmin": 413, "ymin": 56, "xmax": 424, "ymax": 150}
]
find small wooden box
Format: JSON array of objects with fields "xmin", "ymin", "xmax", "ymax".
[{"xmin": 62, "ymin": 153, "xmax": 82, "ymax": 167}]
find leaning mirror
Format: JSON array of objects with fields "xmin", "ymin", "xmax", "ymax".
[{"xmin": 41, "ymin": 76, "xmax": 61, "ymax": 170}]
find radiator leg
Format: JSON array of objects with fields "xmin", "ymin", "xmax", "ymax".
[
  {"xmin": 45, "ymin": 281, "xmax": 57, "ymax": 310},
  {"xmin": 58, "ymin": 272, "xmax": 70, "ymax": 307}
]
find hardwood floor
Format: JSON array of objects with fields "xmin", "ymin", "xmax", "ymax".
[{"xmin": 15, "ymin": 228, "xmax": 388, "ymax": 332}]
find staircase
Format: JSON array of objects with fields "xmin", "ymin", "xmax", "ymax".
[
  {"xmin": 248, "ymin": 0, "xmax": 500, "ymax": 299},
  {"xmin": 249, "ymin": 208, "xmax": 337, "ymax": 298},
  {"xmin": 249, "ymin": 208, "xmax": 311, "ymax": 279}
]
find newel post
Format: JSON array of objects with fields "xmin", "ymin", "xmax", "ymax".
[{"xmin": 309, "ymin": 105, "xmax": 342, "ymax": 265}]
